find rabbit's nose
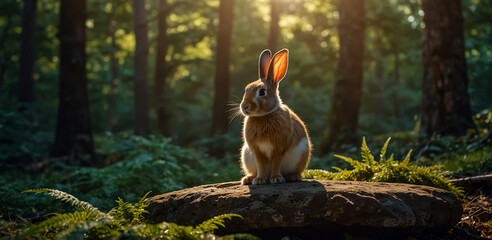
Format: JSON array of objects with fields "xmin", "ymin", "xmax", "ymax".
[{"xmin": 244, "ymin": 104, "xmax": 250, "ymax": 110}]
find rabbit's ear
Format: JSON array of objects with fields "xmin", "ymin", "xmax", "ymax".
[
  {"xmin": 267, "ymin": 49, "xmax": 289, "ymax": 84},
  {"xmin": 258, "ymin": 49, "xmax": 272, "ymax": 79}
]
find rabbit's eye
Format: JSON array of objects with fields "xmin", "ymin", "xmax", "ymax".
[{"xmin": 259, "ymin": 89, "xmax": 266, "ymax": 96}]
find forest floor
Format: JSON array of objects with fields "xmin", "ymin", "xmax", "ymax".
[
  {"xmin": 1, "ymin": 132, "xmax": 491, "ymax": 239},
  {"xmin": 448, "ymin": 190, "xmax": 491, "ymax": 239}
]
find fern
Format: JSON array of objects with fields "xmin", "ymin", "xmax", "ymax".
[
  {"xmin": 18, "ymin": 189, "xmax": 255, "ymax": 239},
  {"xmin": 23, "ymin": 188, "xmax": 104, "ymax": 215},
  {"xmin": 303, "ymin": 137, "xmax": 464, "ymax": 200},
  {"xmin": 361, "ymin": 137, "xmax": 375, "ymax": 166},
  {"xmin": 195, "ymin": 214, "xmax": 242, "ymax": 232},
  {"xmin": 18, "ymin": 211, "xmax": 105, "ymax": 238},
  {"xmin": 108, "ymin": 192, "xmax": 150, "ymax": 226},
  {"xmin": 380, "ymin": 137, "xmax": 391, "ymax": 163}
]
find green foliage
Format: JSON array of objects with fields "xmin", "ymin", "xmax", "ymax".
[
  {"xmin": 0, "ymin": 133, "xmax": 241, "ymax": 219},
  {"xmin": 0, "ymin": 107, "xmax": 53, "ymax": 165},
  {"xmin": 23, "ymin": 189, "xmax": 104, "ymax": 215},
  {"xmin": 72, "ymin": 133, "xmax": 240, "ymax": 209},
  {"xmin": 194, "ymin": 214, "xmax": 242, "ymax": 233},
  {"xmin": 17, "ymin": 189, "xmax": 253, "ymax": 240},
  {"xmin": 303, "ymin": 137, "xmax": 464, "ymax": 200},
  {"xmin": 413, "ymin": 130, "xmax": 492, "ymax": 174},
  {"xmin": 431, "ymin": 147, "xmax": 492, "ymax": 175},
  {"xmin": 472, "ymin": 108, "xmax": 492, "ymax": 137}
]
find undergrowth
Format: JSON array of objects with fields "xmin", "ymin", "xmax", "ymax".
[
  {"xmin": 14, "ymin": 189, "xmax": 257, "ymax": 240},
  {"xmin": 0, "ymin": 133, "xmax": 242, "ymax": 217},
  {"xmin": 303, "ymin": 137, "xmax": 465, "ymax": 200}
]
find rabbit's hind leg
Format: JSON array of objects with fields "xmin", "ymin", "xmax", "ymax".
[
  {"xmin": 240, "ymin": 144, "xmax": 257, "ymax": 185},
  {"xmin": 282, "ymin": 137, "xmax": 310, "ymax": 182}
]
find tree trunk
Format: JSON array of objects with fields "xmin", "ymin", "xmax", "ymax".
[
  {"xmin": 154, "ymin": 0, "xmax": 170, "ymax": 136},
  {"xmin": 210, "ymin": 0, "xmax": 234, "ymax": 136},
  {"xmin": 18, "ymin": 0, "xmax": 37, "ymax": 104},
  {"xmin": 392, "ymin": 42, "xmax": 401, "ymax": 123},
  {"xmin": 108, "ymin": 18, "xmax": 118, "ymax": 132},
  {"xmin": 420, "ymin": 0, "xmax": 475, "ymax": 137},
  {"xmin": 132, "ymin": 0, "xmax": 151, "ymax": 136},
  {"xmin": 268, "ymin": 0, "xmax": 280, "ymax": 52},
  {"xmin": 374, "ymin": 27, "xmax": 383, "ymax": 115},
  {"xmin": 320, "ymin": 0, "xmax": 365, "ymax": 154},
  {"xmin": 52, "ymin": 0, "xmax": 95, "ymax": 160},
  {"xmin": 0, "ymin": 12, "xmax": 13, "ymax": 86}
]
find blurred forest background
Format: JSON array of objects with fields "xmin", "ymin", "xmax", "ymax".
[{"xmin": 1, "ymin": 0, "xmax": 492, "ymax": 235}]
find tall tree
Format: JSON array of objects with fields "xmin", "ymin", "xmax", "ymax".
[
  {"xmin": 373, "ymin": 26, "xmax": 384, "ymax": 115},
  {"xmin": 154, "ymin": 0, "xmax": 170, "ymax": 136},
  {"xmin": 210, "ymin": 0, "xmax": 234, "ymax": 136},
  {"xmin": 0, "ymin": 3, "xmax": 15, "ymax": 86},
  {"xmin": 132, "ymin": 0, "xmax": 151, "ymax": 135},
  {"xmin": 268, "ymin": 0, "xmax": 280, "ymax": 51},
  {"xmin": 52, "ymin": 0, "xmax": 95, "ymax": 159},
  {"xmin": 18, "ymin": 0, "xmax": 37, "ymax": 104},
  {"xmin": 420, "ymin": 0, "xmax": 475, "ymax": 137},
  {"xmin": 108, "ymin": 15, "xmax": 118, "ymax": 132},
  {"xmin": 391, "ymin": 42, "xmax": 401, "ymax": 122},
  {"xmin": 320, "ymin": 0, "xmax": 366, "ymax": 154}
]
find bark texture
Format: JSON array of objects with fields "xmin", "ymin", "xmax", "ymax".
[
  {"xmin": 268, "ymin": 0, "xmax": 280, "ymax": 52},
  {"xmin": 18, "ymin": 0, "xmax": 37, "ymax": 103},
  {"xmin": 210, "ymin": 0, "xmax": 234, "ymax": 136},
  {"xmin": 320, "ymin": 0, "xmax": 366, "ymax": 154},
  {"xmin": 132, "ymin": 0, "xmax": 151, "ymax": 136},
  {"xmin": 420, "ymin": 0, "xmax": 475, "ymax": 137},
  {"xmin": 52, "ymin": 0, "xmax": 95, "ymax": 159},
  {"xmin": 154, "ymin": 0, "xmax": 170, "ymax": 136},
  {"xmin": 392, "ymin": 43, "xmax": 401, "ymax": 122},
  {"xmin": 108, "ymin": 17, "xmax": 118, "ymax": 131}
]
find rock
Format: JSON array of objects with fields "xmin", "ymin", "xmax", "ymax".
[{"xmin": 146, "ymin": 180, "xmax": 462, "ymax": 238}]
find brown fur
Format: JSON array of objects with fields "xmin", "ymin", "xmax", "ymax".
[{"xmin": 239, "ymin": 49, "xmax": 312, "ymax": 185}]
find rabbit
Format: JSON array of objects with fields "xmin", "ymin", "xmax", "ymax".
[{"xmin": 239, "ymin": 49, "xmax": 312, "ymax": 185}]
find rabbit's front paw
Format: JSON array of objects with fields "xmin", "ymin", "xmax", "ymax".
[
  {"xmin": 270, "ymin": 175, "xmax": 285, "ymax": 184},
  {"xmin": 241, "ymin": 175, "xmax": 255, "ymax": 185},
  {"xmin": 252, "ymin": 176, "xmax": 268, "ymax": 185}
]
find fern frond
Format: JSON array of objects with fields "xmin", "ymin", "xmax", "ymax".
[
  {"xmin": 402, "ymin": 149, "xmax": 413, "ymax": 164},
  {"xmin": 23, "ymin": 189, "xmax": 104, "ymax": 215},
  {"xmin": 165, "ymin": 223, "xmax": 197, "ymax": 239},
  {"xmin": 134, "ymin": 191, "xmax": 151, "ymax": 215},
  {"xmin": 19, "ymin": 210, "xmax": 99, "ymax": 238},
  {"xmin": 334, "ymin": 155, "xmax": 363, "ymax": 168},
  {"xmin": 55, "ymin": 219, "xmax": 112, "ymax": 240},
  {"xmin": 302, "ymin": 169, "xmax": 335, "ymax": 179},
  {"xmin": 195, "ymin": 214, "xmax": 242, "ymax": 233},
  {"xmin": 108, "ymin": 195, "xmax": 149, "ymax": 225},
  {"xmin": 380, "ymin": 137, "xmax": 391, "ymax": 162},
  {"xmin": 361, "ymin": 137, "xmax": 375, "ymax": 166},
  {"xmin": 124, "ymin": 223, "xmax": 164, "ymax": 239},
  {"xmin": 331, "ymin": 166, "xmax": 343, "ymax": 172},
  {"xmin": 388, "ymin": 153, "xmax": 394, "ymax": 162}
]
